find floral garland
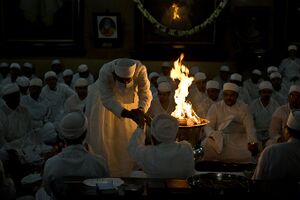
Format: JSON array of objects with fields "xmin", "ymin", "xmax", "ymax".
[{"xmin": 133, "ymin": 0, "xmax": 228, "ymax": 37}]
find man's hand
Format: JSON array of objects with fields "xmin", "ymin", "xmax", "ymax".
[
  {"xmin": 121, "ymin": 108, "xmax": 145, "ymax": 128},
  {"xmin": 248, "ymin": 142, "xmax": 259, "ymax": 156}
]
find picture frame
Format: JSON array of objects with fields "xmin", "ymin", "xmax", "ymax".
[
  {"xmin": 0, "ymin": 0, "xmax": 84, "ymax": 56},
  {"xmin": 93, "ymin": 12, "xmax": 121, "ymax": 48}
]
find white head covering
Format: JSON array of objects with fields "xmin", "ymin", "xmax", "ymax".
[
  {"xmin": 9, "ymin": 63, "xmax": 21, "ymax": 69},
  {"xmin": 194, "ymin": 72, "xmax": 207, "ymax": 81},
  {"xmin": 267, "ymin": 66, "xmax": 278, "ymax": 74},
  {"xmin": 78, "ymin": 64, "xmax": 88, "ymax": 72},
  {"xmin": 0, "ymin": 62, "xmax": 9, "ymax": 68},
  {"xmin": 206, "ymin": 80, "xmax": 220, "ymax": 90},
  {"xmin": 288, "ymin": 45, "xmax": 298, "ymax": 51},
  {"xmin": 30, "ymin": 78, "xmax": 43, "ymax": 87},
  {"xmin": 148, "ymin": 72, "xmax": 160, "ymax": 80},
  {"xmin": 189, "ymin": 66, "xmax": 200, "ymax": 76},
  {"xmin": 63, "ymin": 69, "xmax": 73, "ymax": 77},
  {"xmin": 51, "ymin": 59, "xmax": 61, "ymax": 65},
  {"xmin": 220, "ymin": 65, "xmax": 230, "ymax": 72},
  {"xmin": 223, "ymin": 82, "xmax": 239, "ymax": 93},
  {"xmin": 114, "ymin": 58, "xmax": 136, "ymax": 78},
  {"xmin": 230, "ymin": 73, "xmax": 242, "ymax": 82},
  {"xmin": 75, "ymin": 78, "xmax": 88, "ymax": 87},
  {"xmin": 156, "ymin": 76, "xmax": 168, "ymax": 85},
  {"xmin": 259, "ymin": 81, "xmax": 273, "ymax": 90},
  {"xmin": 44, "ymin": 71, "xmax": 57, "ymax": 80},
  {"xmin": 287, "ymin": 109, "xmax": 300, "ymax": 131},
  {"xmin": 60, "ymin": 111, "xmax": 88, "ymax": 140},
  {"xmin": 158, "ymin": 82, "xmax": 171, "ymax": 92},
  {"xmin": 16, "ymin": 76, "xmax": 30, "ymax": 87},
  {"xmin": 289, "ymin": 85, "xmax": 300, "ymax": 94},
  {"xmin": 269, "ymin": 72, "xmax": 282, "ymax": 79},
  {"xmin": 23, "ymin": 62, "xmax": 33, "ymax": 68},
  {"xmin": 151, "ymin": 113, "xmax": 179, "ymax": 143},
  {"xmin": 2, "ymin": 83, "xmax": 19, "ymax": 96},
  {"xmin": 252, "ymin": 69, "xmax": 262, "ymax": 76},
  {"xmin": 161, "ymin": 61, "xmax": 171, "ymax": 68}
]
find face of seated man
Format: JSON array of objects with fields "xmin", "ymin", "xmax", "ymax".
[{"xmin": 223, "ymin": 90, "xmax": 238, "ymax": 107}]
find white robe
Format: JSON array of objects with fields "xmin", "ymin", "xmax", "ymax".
[
  {"xmin": 64, "ymin": 94, "xmax": 86, "ymax": 114},
  {"xmin": 202, "ymin": 100, "xmax": 257, "ymax": 163},
  {"xmin": 86, "ymin": 59, "xmax": 152, "ymax": 177},
  {"xmin": 72, "ymin": 73, "xmax": 95, "ymax": 86},
  {"xmin": 128, "ymin": 128, "xmax": 195, "ymax": 178},
  {"xmin": 243, "ymin": 78, "xmax": 263, "ymax": 101},
  {"xmin": 252, "ymin": 138, "xmax": 300, "ymax": 180},
  {"xmin": 279, "ymin": 57, "xmax": 300, "ymax": 84},
  {"xmin": 272, "ymin": 85, "xmax": 289, "ymax": 106}
]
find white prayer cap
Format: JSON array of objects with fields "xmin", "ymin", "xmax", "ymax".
[
  {"xmin": 0, "ymin": 62, "xmax": 9, "ymax": 68},
  {"xmin": 269, "ymin": 72, "xmax": 282, "ymax": 79},
  {"xmin": 252, "ymin": 69, "xmax": 262, "ymax": 76},
  {"xmin": 63, "ymin": 69, "xmax": 73, "ymax": 77},
  {"xmin": 259, "ymin": 81, "xmax": 273, "ymax": 90},
  {"xmin": 16, "ymin": 76, "xmax": 30, "ymax": 87},
  {"xmin": 75, "ymin": 78, "xmax": 88, "ymax": 87},
  {"xmin": 2, "ymin": 83, "xmax": 19, "ymax": 96},
  {"xmin": 230, "ymin": 73, "xmax": 242, "ymax": 82},
  {"xmin": 287, "ymin": 109, "xmax": 300, "ymax": 131},
  {"xmin": 78, "ymin": 64, "xmax": 88, "ymax": 72},
  {"xmin": 44, "ymin": 71, "xmax": 57, "ymax": 80},
  {"xmin": 206, "ymin": 80, "xmax": 220, "ymax": 90},
  {"xmin": 161, "ymin": 61, "xmax": 171, "ymax": 68},
  {"xmin": 30, "ymin": 78, "xmax": 43, "ymax": 87},
  {"xmin": 114, "ymin": 58, "xmax": 136, "ymax": 78},
  {"xmin": 151, "ymin": 113, "xmax": 179, "ymax": 143},
  {"xmin": 289, "ymin": 85, "xmax": 300, "ymax": 94},
  {"xmin": 10, "ymin": 62, "xmax": 21, "ymax": 69},
  {"xmin": 189, "ymin": 66, "xmax": 200, "ymax": 76},
  {"xmin": 223, "ymin": 82, "xmax": 239, "ymax": 93},
  {"xmin": 51, "ymin": 59, "xmax": 61, "ymax": 65},
  {"xmin": 158, "ymin": 82, "xmax": 171, "ymax": 92},
  {"xmin": 156, "ymin": 76, "xmax": 168, "ymax": 85},
  {"xmin": 148, "ymin": 72, "xmax": 160, "ymax": 80},
  {"xmin": 60, "ymin": 111, "xmax": 88, "ymax": 140},
  {"xmin": 23, "ymin": 62, "xmax": 33, "ymax": 68},
  {"xmin": 267, "ymin": 66, "xmax": 278, "ymax": 74},
  {"xmin": 288, "ymin": 45, "xmax": 297, "ymax": 51},
  {"xmin": 220, "ymin": 65, "xmax": 230, "ymax": 72},
  {"xmin": 194, "ymin": 72, "xmax": 207, "ymax": 81}
]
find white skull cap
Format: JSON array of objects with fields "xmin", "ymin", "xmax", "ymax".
[
  {"xmin": 51, "ymin": 59, "xmax": 61, "ymax": 65},
  {"xmin": 16, "ymin": 76, "xmax": 30, "ymax": 87},
  {"xmin": 288, "ymin": 45, "xmax": 297, "ymax": 51},
  {"xmin": 75, "ymin": 78, "xmax": 88, "ymax": 87},
  {"xmin": 158, "ymin": 82, "xmax": 171, "ymax": 92},
  {"xmin": 287, "ymin": 109, "xmax": 300, "ymax": 131},
  {"xmin": 194, "ymin": 72, "xmax": 207, "ymax": 81},
  {"xmin": 114, "ymin": 58, "xmax": 136, "ymax": 78},
  {"xmin": 0, "ymin": 62, "xmax": 9, "ymax": 68},
  {"xmin": 267, "ymin": 66, "xmax": 278, "ymax": 74},
  {"xmin": 223, "ymin": 82, "xmax": 239, "ymax": 93},
  {"xmin": 206, "ymin": 80, "xmax": 220, "ymax": 90},
  {"xmin": 23, "ymin": 62, "xmax": 33, "ymax": 68},
  {"xmin": 10, "ymin": 63, "xmax": 21, "ymax": 69},
  {"xmin": 161, "ymin": 61, "xmax": 171, "ymax": 68},
  {"xmin": 2, "ymin": 83, "xmax": 19, "ymax": 96},
  {"xmin": 78, "ymin": 64, "xmax": 88, "ymax": 72},
  {"xmin": 63, "ymin": 69, "xmax": 73, "ymax": 76},
  {"xmin": 30, "ymin": 78, "xmax": 43, "ymax": 87},
  {"xmin": 252, "ymin": 69, "xmax": 262, "ymax": 76},
  {"xmin": 60, "ymin": 111, "xmax": 88, "ymax": 140},
  {"xmin": 230, "ymin": 73, "xmax": 242, "ymax": 82},
  {"xmin": 156, "ymin": 76, "xmax": 168, "ymax": 85},
  {"xmin": 259, "ymin": 81, "xmax": 273, "ymax": 90},
  {"xmin": 220, "ymin": 65, "xmax": 230, "ymax": 72},
  {"xmin": 151, "ymin": 113, "xmax": 179, "ymax": 143},
  {"xmin": 289, "ymin": 85, "xmax": 300, "ymax": 94},
  {"xmin": 148, "ymin": 72, "xmax": 160, "ymax": 80},
  {"xmin": 269, "ymin": 72, "xmax": 282, "ymax": 79},
  {"xmin": 44, "ymin": 71, "xmax": 57, "ymax": 80}
]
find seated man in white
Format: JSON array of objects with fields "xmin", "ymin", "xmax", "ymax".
[
  {"xmin": 128, "ymin": 113, "xmax": 195, "ymax": 179},
  {"xmin": 201, "ymin": 83, "xmax": 258, "ymax": 163},
  {"xmin": 42, "ymin": 111, "xmax": 109, "ymax": 198},
  {"xmin": 269, "ymin": 72, "xmax": 289, "ymax": 105},
  {"xmin": 73, "ymin": 64, "xmax": 95, "ymax": 86},
  {"xmin": 252, "ymin": 109, "xmax": 300, "ymax": 180},
  {"xmin": 243, "ymin": 69, "xmax": 263, "ymax": 101}
]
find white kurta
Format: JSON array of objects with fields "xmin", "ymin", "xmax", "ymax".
[
  {"xmin": 43, "ymin": 144, "xmax": 109, "ymax": 196},
  {"xmin": 279, "ymin": 57, "xmax": 300, "ymax": 84},
  {"xmin": 249, "ymin": 98, "xmax": 279, "ymax": 144},
  {"xmin": 72, "ymin": 73, "xmax": 95, "ymax": 86},
  {"xmin": 86, "ymin": 59, "xmax": 152, "ymax": 177},
  {"xmin": 128, "ymin": 128, "xmax": 195, "ymax": 178},
  {"xmin": 243, "ymin": 78, "xmax": 263, "ymax": 101},
  {"xmin": 202, "ymin": 100, "xmax": 257, "ymax": 163},
  {"xmin": 272, "ymin": 85, "xmax": 289, "ymax": 106},
  {"xmin": 64, "ymin": 94, "xmax": 87, "ymax": 114},
  {"xmin": 252, "ymin": 138, "xmax": 300, "ymax": 180}
]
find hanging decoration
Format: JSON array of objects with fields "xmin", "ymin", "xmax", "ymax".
[{"xmin": 133, "ymin": 0, "xmax": 228, "ymax": 37}]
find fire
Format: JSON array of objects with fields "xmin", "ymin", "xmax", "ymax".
[
  {"xmin": 171, "ymin": 3, "xmax": 181, "ymax": 20},
  {"xmin": 170, "ymin": 53, "xmax": 202, "ymax": 126}
]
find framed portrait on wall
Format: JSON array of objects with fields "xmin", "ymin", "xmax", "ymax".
[{"xmin": 93, "ymin": 13, "xmax": 121, "ymax": 48}]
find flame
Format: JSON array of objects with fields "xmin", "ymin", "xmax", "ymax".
[
  {"xmin": 171, "ymin": 3, "xmax": 181, "ymax": 20},
  {"xmin": 170, "ymin": 53, "xmax": 201, "ymax": 125}
]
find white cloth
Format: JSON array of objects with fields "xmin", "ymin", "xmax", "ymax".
[
  {"xmin": 85, "ymin": 59, "xmax": 152, "ymax": 177},
  {"xmin": 252, "ymin": 138, "xmax": 300, "ymax": 180},
  {"xmin": 60, "ymin": 111, "xmax": 87, "ymax": 139},
  {"xmin": 194, "ymin": 72, "xmax": 206, "ymax": 81},
  {"xmin": 243, "ymin": 78, "xmax": 263, "ymax": 100},
  {"xmin": 72, "ymin": 73, "xmax": 94, "ymax": 86},
  {"xmin": 279, "ymin": 57, "xmax": 300, "ymax": 83},
  {"xmin": 128, "ymin": 128, "xmax": 195, "ymax": 178},
  {"xmin": 1, "ymin": 83, "xmax": 19, "ymax": 96},
  {"xmin": 202, "ymin": 100, "xmax": 257, "ymax": 163},
  {"xmin": 43, "ymin": 144, "xmax": 109, "ymax": 196},
  {"xmin": 64, "ymin": 94, "xmax": 87, "ymax": 114},
  {"xmin": 249, "ymin": 97, "xmax": 279, "ymax": 143},
  {"xmin": 44, "ymin": 71, "xmax": 57, "ymax": 80},
  {"xmin": 287, "ymin": 109, "xmax": 300, "ymax": 130},
  {"xmin": 223, "ymin": 82, "xmax": 239, "ymax": 93},
  {"xmin": 272, "ymin": 85, "xmax": 289, "ymax": 105},
  {"xmin": 158, "ymin": 82, "xmax": 171, "ymax": 92},
  {"xmin": 151, "ymin": 114, "xmax": 178, "ymax": 143},
  {"xmin": 114, "ymin": 58, "xmax": 136, "ymax": 78}
]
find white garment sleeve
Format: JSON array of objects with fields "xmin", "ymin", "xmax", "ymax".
[
  {"xmin": 136, "ymin": 64, "xmax": 152, "ymax": 113},
  {"xmin": 242, "ymin": 105, "xmax": 257, "ymax": 143},
  {"xmin": 128, "ymin": 127, "xmax": 147, "ymax": 162}
]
